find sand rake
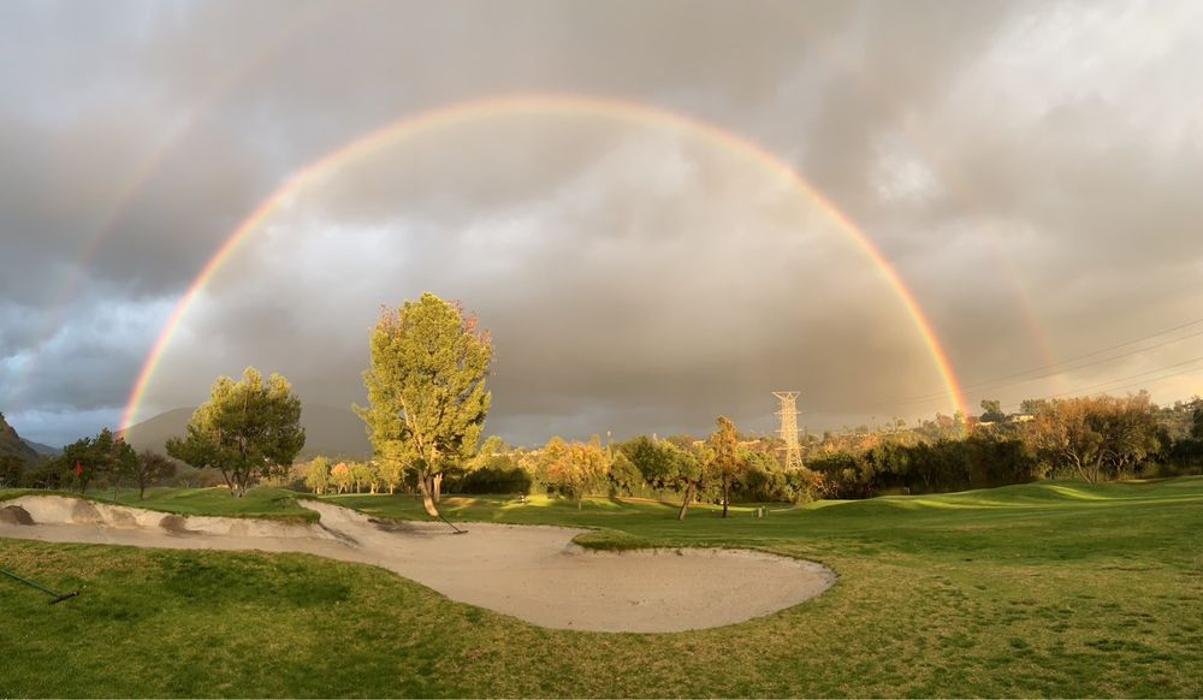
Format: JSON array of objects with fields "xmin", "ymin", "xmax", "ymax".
[
  {"xmin": 1, "ymin": 566, "xmax": 80, "ymax": 605},
  {"xmin": 437, "ymin": 511, "xmax": 468, "ymax": 535}
]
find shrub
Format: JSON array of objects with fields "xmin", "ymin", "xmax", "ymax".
[{"xmin": 459, "ymin": 463, "xmax": 532, "ymax": 494}]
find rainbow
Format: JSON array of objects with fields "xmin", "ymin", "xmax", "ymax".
[
  {"xmin": 119, "ymin": 94, "xmax": 968, "ymax": 431},
  {"xmin": 9, "ymin": 5, "xmax": 338, "ymax": 407}
]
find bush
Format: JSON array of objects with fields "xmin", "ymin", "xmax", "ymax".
[
  {"xmin": 607, "ymin": 451, "xmax": 644, "ymax": 496},
  {"xmin": 459, "ymin": 464, "xmax": 532, "ymax": 494},
  {"xmin": 808, "ymin": 434, "xmax": 1038, "ymax": 498}
]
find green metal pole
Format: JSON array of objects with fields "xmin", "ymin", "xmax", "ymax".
[
  {"xmin": 0, "ymin": 566, "xmax": 79, "ymax": 603},
  {"xmin": 1, "ymin": 567, "xmax": 62, "ymax": 596}
]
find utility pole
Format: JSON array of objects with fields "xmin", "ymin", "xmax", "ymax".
[{"xmin": 773, "ymin": 391, "xmax": 803, "ymax": 470}]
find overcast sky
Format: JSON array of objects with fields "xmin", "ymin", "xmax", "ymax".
[{"xmin": 3, "ymin": 0, "xmax": 1202, "ymax": 447}]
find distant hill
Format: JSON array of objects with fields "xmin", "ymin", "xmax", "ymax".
[
  {"xmin": 121, "ymin": 404, "xmax": 372, "ymax": 460},
  {"xmin": 21, "ymin": 438, "xmax": 61, "ymax": 457},
  {"xmin": 0, "ymin": 412, "xmax": 42, "ymax": 464}
]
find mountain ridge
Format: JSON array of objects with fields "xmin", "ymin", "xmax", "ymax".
[
  {"xmin": 121, "ymin": 404, "xmax": 372, "ymax": 460},
  {"xmin": 0, "ymin": 411, "xmax": 43, "ymax": 464}
]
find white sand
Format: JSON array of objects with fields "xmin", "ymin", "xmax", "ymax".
[{"xmin": 0, "ymin": 495, "xmax": 834, "ymax": 633}]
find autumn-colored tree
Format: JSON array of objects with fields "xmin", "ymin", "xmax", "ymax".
[
  {"xmin": 707, "ymin": 416, "xmax": 746, "ymax": 517},
  {"xmin": 541, "ymin": 436, "xmax": 609, "ymax": 509},
  {"xmin": 167, "ymin": 368, "xmax": 305, "ymax": 496},
  {"xmin": 330, "ymin": 462, "xmax": 353, "ymax": 494},
  {"xmin": 1028, "ymin": 393, "xmax": 1160, "ymax": 483},
  {"xmin": 358, "ymin": 293, "xmax": 492, "ymax": 517},
  {"xmin": 305, "ymin": 456, "xmax": 332, "ymax": 495}
]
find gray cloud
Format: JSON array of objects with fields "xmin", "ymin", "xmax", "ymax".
[{"xmin": 2, "ymin": 0, "xmax": 1202, "ymax": 446}]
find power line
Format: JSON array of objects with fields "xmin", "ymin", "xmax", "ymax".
[
  {"xmin": 904, "ymin": 315, "xmax": 1203, "ymax": 404},
  {"xmin": 1000, "ymin": 355, "xmax": 1203, "ymax": 412},
  {"xmin": 900, "ymin": 315, "xmax": 1203, "ymax": 403},
  {"xmin": 851, "ymin": 340, "xmax": 1203, "ymax": 417}
]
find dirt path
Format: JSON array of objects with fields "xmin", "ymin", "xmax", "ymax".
[{"xmin": 0, "ymin": 495, "xmax": 835, "ymax": 632}]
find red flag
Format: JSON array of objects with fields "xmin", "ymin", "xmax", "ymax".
[{"xmin": 75, "ymin": 461, "xmax": 84, "ymax": 477}]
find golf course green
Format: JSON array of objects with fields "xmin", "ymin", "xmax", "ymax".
[{"xmin": 2, "ymin": 477, "xmax": 1201, "ymax": 697}]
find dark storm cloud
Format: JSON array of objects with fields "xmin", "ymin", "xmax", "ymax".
[{"xmin": 2, "ymin": 0, "xmax": 1202, "ymax": 446}]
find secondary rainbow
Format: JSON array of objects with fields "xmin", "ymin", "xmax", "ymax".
[{"xmin": 120, "ymin": 94, "xmax": 969, "ymax": 431}]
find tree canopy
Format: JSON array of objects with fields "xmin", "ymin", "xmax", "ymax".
[
  {"xmin": 166, "ymin": 367, "xmax": 305, "ymax": 496},
  {"xmin": 539, "ymin": 436, "xmax": 609, "ymax": 508},
  {"xmin": 358, "ymin": 293, "xmax": 492, "ymax": 517},
  {"xmin": 707, "ymin": 416, "xmax": 746, "ymax": 517},
  {"xmin": 59, "ymin": 428, "xmax": 136, "ymax": 494}
]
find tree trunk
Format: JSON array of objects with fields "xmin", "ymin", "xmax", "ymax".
[
  {"xmin": 577, "ymin": 496, "xmax": 583, "ymax": 510},
  {"xmin": 722, "ymin": 479, "xmax": 730, "ymax": 518},
  {"xmin": 678, "ymin": 485, "xmax": 694, "ymax": 521},
  {"xmin": 418, "ymin": 474, "xmax": 440, "ymax": 517},
  {"xmin": 1067, "ymin": 452, "xmax": 1091, "ymax": 484},
  {"xmin": 433, "ymin": 473, "xmax": 443, "ymax": 503},
  {"xmin": 139, "ymin": 482, "xmax": 146, "ymax": 500}
]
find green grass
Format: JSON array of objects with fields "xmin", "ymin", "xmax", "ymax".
[{"xmin": 3, "ymin": 478, "xmax": 1203, "ymax": 697}]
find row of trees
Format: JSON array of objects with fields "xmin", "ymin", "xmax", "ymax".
[
  {"xmin": 303, "ymin": 456, "xmax": 406, "ymax": 495},
  {"xmin": 300, "ymin": 416, "xmax": 824, "ymax": 518},
  {"xmin": 5, "ymin": 428, "xmax": 176, "ymax": 498},
  {"xmin": 806, "ymin": 393, "xmax": 1203, "ymax": 497},
  {"xmin": 13, "ymin": 292, "xmax": 1199, "ymax": 512}
]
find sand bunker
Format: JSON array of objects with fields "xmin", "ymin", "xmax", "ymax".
[{"xmin": 0, "ymin": 495, "xmax": 834, "ymax": 632}]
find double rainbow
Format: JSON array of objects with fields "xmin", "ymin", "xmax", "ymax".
[{"xmin": 119, "ymin": 94, "xmax": 968, "ymax": 431}]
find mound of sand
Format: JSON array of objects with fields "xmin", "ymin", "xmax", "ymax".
[
  {"xmin": 0, "ymin": 504, "xmax": 33, "ymax": 525},
  {"xmin": 0, "ymin": 495, "xmax": 835, "ymax": 632}
]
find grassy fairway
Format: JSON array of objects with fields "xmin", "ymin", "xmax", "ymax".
[{"xmin": 2, "ymin": 478, "xmax": 1202, "ymax": 697}]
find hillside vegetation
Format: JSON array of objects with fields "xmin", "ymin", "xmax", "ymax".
[{"xmin": 0, "ymin": 412, "xmax": 40, "ymax": 465}]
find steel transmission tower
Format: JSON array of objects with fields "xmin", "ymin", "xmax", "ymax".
[{"xmin": 773, "ymin": 391, "xmax": 804, "ymax": 470}]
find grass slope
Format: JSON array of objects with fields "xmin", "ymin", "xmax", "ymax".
[{"xmin": 2, "ymin": 478, "xmax": 1202, "ymax": 697}]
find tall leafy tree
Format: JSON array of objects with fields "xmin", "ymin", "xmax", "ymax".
[
  {"xmin": 358, "ymin": 293, "xmax": 492, "ymax": 517},
  {"xmin": 130, "ymin": 450, "xmax": 176, "ymax": 499},
  {"xmin": 707, "ymin": 416, "xmax": 746, "ymax": 518},
  {"xmin": 1027, "ymin": 394, "xmax": 1159, "ymax": 483},
  {"xmin": 305, "ymin": 456, "xmax": 332, "ymax": 495},
  {"xmin": 166, "ymin": 368, "xmax": 305, "ymax": 497},
  {"xmin": 465, "ymin": 435, "xmax": 509, "ymax": 472},
  {"xmin": 61, "ymin": 428, "xmax": 136, "ymax": 494},
  {"xmin": 540, "ymin": 436, "xmax": 609, "ymax": 509},
  {"xmin": 375, "ymin": 457, "xmax": 407, "ymax": 495},
  {"xmin": 330, "ymin": 462, "xmax": 353, "ymax": 494},
  {"xmin": 607, "ymin": 451, "xmax": 644, "ymax": 496},
  {"xmin": 626, "ymin": 436, "xmax": 708, "ymax": 520}
]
